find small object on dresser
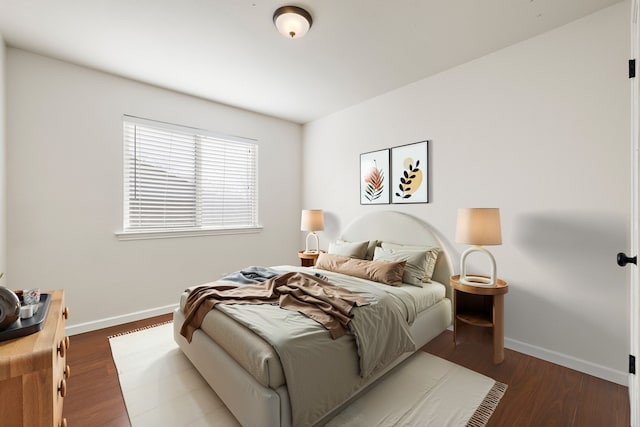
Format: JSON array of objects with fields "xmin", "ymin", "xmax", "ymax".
[
  {"xmin": 23, "ymin": 288, "xmax": 41, "ymax": 305},
  {"xmin": 0, "ymin": 286, "xmax": 20, "ymax": 330},
  {"xmin": 20, "ymin": 304, "xmax": 34, "ymax": 319}
]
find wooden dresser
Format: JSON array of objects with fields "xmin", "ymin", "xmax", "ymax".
[{"xmin": 0, "ymin": 289, "xmax": 70, "ymax": 427}]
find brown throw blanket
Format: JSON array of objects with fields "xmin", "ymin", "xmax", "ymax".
[{"xmin": 180, "ymin": 271, "xmax": 370, "ymax": 342}]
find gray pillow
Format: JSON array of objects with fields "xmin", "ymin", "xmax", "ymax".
[
  {"xmin": 328, "ymin": 240, "xmax": 369, "ymax": 259},
  {"xmin": 338, "ymin": 239, "xmax": 378, "ymax": 260},
  {"xmin": 380, "ymin": 242, "xmax": 440, "ymax": 283},
  {"xmin": 373, "ymin": 246, "xmax": 429, "ymax": 286}
]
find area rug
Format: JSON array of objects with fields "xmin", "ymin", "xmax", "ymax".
[{"xmin": 109, "ymin": 322, "xmax": 506, "ymax": 427}]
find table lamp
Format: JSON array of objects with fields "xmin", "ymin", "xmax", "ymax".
[
  {"xmin": 455, "ymin": 208, "xmax": 502, "ymax": 286},
  {"xmin": 301, "ymin": 209, "xmax": 325, "ymax": 254}
]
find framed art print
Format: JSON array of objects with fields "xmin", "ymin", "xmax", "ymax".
[
  {"xmin": 391, "ymin": 141, "xmax": 429, "ymax": 204},
  {"xmin": 360, "ymin": 149, "xmax": 390, "ymax": 205}
]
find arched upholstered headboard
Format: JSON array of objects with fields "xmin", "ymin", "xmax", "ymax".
[{"xmin": 339, "ymin": 211, "xmax": 454, "ymax": 299}]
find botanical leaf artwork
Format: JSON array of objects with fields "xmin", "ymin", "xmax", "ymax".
[
  {"xmin": 395, "ymin": 157, "xmax": 423, "ymax": 199},
  {"xmin": 363, "ymin": 161, "xmax": 385, "ymax": 201}
]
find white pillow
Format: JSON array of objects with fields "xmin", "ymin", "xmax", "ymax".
[
  {"xmin": 328, "ymin": 240, "xmax": 369, "ymax": 259},
  {"xmin": 380, "ymin": 242, "xmax": 440, "ymax": 283}
]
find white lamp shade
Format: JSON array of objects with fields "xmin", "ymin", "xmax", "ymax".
[
  {"xmin": 455, "ymin": 208, "xmax": 502, "ymax": 246},
  {"xmin": 301, "ymin": 209, "xmax": 324, "ymax": 232},
  {"xmin": 273, "ymin": 6, "xmax": 312, "ymax": 39}
]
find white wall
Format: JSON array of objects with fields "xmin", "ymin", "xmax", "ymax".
[
  {"xmin": 6, "ymin": 49, "xmax": 302, "ymax": 332},
  {"xmin": 303, "ymin": 3, "xmax": 630, "ymax": 383}
]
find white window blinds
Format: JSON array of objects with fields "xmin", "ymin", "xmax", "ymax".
[{"xmin": 123, "ymin": 116, "xmax": 258, "ymax": 233}]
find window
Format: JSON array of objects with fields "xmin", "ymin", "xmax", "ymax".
[{"xmin": 121, "ymin": 116, "xmax": 259, "ymax": 238}]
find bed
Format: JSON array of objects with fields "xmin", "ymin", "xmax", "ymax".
[{"xmin": 173, "ymin": 211, "xmax": 454, "ymax": 426}]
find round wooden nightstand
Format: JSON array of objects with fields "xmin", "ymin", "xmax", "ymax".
[
  {"xmin": 450, "ymin": 274, "xmax": 509, "ymax": 364},
  {"xmin": 297, "ymin": 250, "xmax": 325, "ymax": 267}
]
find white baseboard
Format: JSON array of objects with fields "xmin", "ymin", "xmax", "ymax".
[
  {"xmin": 65, "ymin": 303, "xmax": 179, "ymax": 336},
  {"xmin": 445, "ymin": 325, "xmax": 627, "ymax": 385},
  {"xmin": 504, "ymin": 337, "xmax": 628, "ymax": 386}
]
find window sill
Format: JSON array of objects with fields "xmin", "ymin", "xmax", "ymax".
[{"xmin": 115, "ymin": 226, "xmax": 263, "ymax": 241}]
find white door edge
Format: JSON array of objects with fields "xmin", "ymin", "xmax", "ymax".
[{"xmin": 630, "ymin": 1, "xmax": 639, "ymax": 425}]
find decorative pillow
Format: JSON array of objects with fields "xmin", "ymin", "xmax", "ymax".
[
  {"xmin": 365, "ymin": 240, "xmax": 379, "ymax": 260},
  {"xmin": 328, "ymin": 240, "xmax": 369, "ymax": 259},
  {"xmin": 373, "ymin": 246, "xmax": 427, "ymax": 286},
  {"xmin": 379, "ymin": 243, "xmax": 440, "ymax": 283},
  {"xmin": 315, "ymin": 253, "xmax": 406, "ymax": 286},
  {"xmin": 336, "ymin": 239, "xmax": 379, "ymax": 260}
]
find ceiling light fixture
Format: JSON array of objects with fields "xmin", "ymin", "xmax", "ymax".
[{"xmin": 273, "ymin": 5, "xmax": 312, "ymax": 39}]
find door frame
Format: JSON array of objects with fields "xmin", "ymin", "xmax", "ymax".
[{"xmin": 630, "ymin": 1, "xmax": 639, "ymax": 424}]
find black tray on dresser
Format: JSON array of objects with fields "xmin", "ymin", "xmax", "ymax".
[{"xmin": 0, "ymin": 293, "xmax": 51, "ymax": 342}]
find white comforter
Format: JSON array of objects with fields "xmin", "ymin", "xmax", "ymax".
[{"xmin": 215, "ymin": 265, "xmax": 420, "ymax": 426}]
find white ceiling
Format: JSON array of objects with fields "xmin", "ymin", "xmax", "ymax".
[{"xmin": 0, "ymin": 0, "xmax": 624, "ymax": 124}]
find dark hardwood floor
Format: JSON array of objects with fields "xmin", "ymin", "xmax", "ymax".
[
  {"xmin": 64, "ymin": 315, "xmax": 629, "ymax": 426},
  {"xmin": 423, "ymin": 329, "xmax": 630, "ymax": 427},
  {"xmin": 64, "ymin": 313, "xmax": 174, "ymax": 427}
]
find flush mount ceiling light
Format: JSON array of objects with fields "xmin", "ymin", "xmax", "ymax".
[{"xmin": 273, "ymin": 5, "xmax": 312, "ymax": 39}]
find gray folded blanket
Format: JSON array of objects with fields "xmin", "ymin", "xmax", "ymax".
[{"xmin": 218, "ymin": 266, "xmax": 284, "ymax": 285}]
